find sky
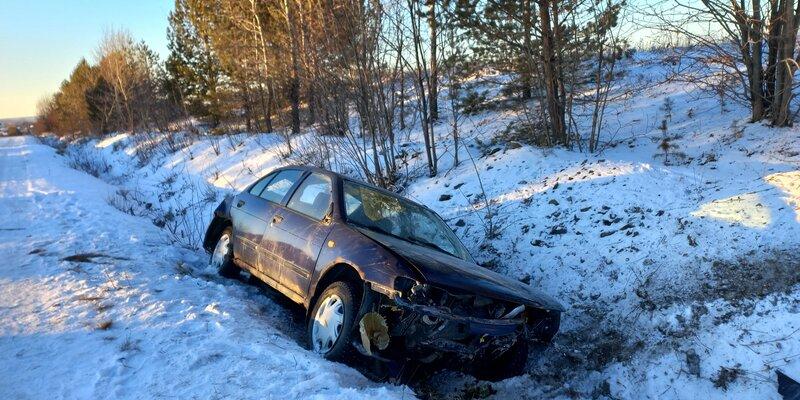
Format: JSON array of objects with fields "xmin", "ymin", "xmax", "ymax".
[{"xmin": 0, "ymin": 0, "xmax": 173, "ymax": 119}]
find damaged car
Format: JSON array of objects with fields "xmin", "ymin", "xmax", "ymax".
[{"xmin": 203, "ymin": 166, "xmax": 563, "ymax": 381}]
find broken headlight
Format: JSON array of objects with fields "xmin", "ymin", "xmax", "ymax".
[
  {"xmin": 393, "ymin": 278, "xmax": 448, "ymax": 305},
  {"xmin": 393, "ymin": 276, "xmax": 418, "ymax": 297}
]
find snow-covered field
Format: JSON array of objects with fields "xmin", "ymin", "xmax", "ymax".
[
  {"xmin": 0, "ymin": 136, "xmax": 410, "ymax": 399},
  {"xmin": 2, "ymin": 52, "xmax": 800, "ymax": 399}
]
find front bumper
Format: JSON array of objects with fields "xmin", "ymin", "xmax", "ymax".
[
  {"xmin": 364, "ymin": 296, "xmax": 527, "ymax": 363},
  {"xmin": 393, "ymin": 297, "xmax": 524, "ymax": 336}
]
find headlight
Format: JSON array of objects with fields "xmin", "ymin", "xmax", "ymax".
[{"xmin": 392, "ymin": 276, "xmax": 418, "ymax": 297}]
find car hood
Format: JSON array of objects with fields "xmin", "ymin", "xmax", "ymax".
[{"xmin": 356, "ymin": 228, "xmax": 565, "ymax": 312}]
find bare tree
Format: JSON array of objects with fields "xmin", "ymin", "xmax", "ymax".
[
  {"xmin": 427, "ymin": 0, "xmax": 439, "ymax": 121},
  {"xmin": 406, "ymin": 0, "xmax": 438, "ymax": 177},
  {"xmin": 643, "ymin": 0, "xmax": 800, "ymax": 125},
  {"xmin": 282, "ymin": 0, "xmax": 302, "ymax": 135}
]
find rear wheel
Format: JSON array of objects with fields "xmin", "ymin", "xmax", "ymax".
[
  {"xmin": 307, "ymin": 281, "xmax": 358, "ymax": 360},
  {"xmin": 209, "ymin": 227, "xmax": 238, "ymax": 277}
]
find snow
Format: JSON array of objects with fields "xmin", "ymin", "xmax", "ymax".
[
  {"xmin": 3, "ymin": 51, "xmax": 800, "ymax": 399},
  {"xmin": 0, "ymin": 136, "xmax": 411, "ymax": 399}
]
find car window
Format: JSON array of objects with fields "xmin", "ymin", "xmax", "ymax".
[
  {"xmin": 248, "ymin": 173, "xmax": 275, "ymax": 196},
  {"xmin": 258, "ymin": 169, "xmax": 302, "ymax": 203},
  {"xmin": 287, "ymin": 173, "xmax": 332, "ymax": 220},
  {"xmin": 343, "ymin": 181, "xmax": 472, "ymax": 261}
]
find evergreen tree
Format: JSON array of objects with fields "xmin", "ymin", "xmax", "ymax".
[{"xmin": 166, "ymin": 0, "xmax": 225, "ymax": 127}]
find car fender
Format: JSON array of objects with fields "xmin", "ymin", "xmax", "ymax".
[
  {"xmin": 203, "ymin": 195, "xmax": 234, "ymax": 252},
  {"xmin": 306, "ymin": 223, "xmax": 420, "ymax": 307}
]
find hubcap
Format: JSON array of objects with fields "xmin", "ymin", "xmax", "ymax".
[
  {"xmin": 312, "ymin": 294, "xmax": 344, "ymax": 354},
  {"xmin": 210, "ymin": 233, "xmax": 230, "ymax": 270}
]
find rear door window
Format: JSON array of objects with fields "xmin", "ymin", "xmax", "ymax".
[
  {"xmin": 286, "ymin": 173, "xmax": 332, "ymax": 220},
  {"xmin": 258, "ymin": 169, "xmax": 303, "ymax": 203},
  {"xmin": 248, "ymin": 172, "xmax": 276, "ymax": 196}
]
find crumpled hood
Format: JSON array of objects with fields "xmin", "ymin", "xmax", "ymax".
[{"xmin": 356, "ymin": 228, "xmax": 565, "ymax": 312}]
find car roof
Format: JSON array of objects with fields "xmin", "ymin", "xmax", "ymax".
[
  {"xmin": 278, "ymin": 165, "xmax": 428, "ymax": 208},
  {"xmin": 276, "ymin": 164, "xmax": 346, "ymax": 182}
]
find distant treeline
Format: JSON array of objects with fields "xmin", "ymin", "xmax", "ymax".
[
  {"xmin": 36, "ymin": 0, "xmax": 800, "ymax": 185},
  {"xmin": 36, "ymin": 32, "xmax": 178, "ymax": 136}
]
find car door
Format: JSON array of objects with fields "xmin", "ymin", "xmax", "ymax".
[
  {"xmin": 262, "ymin": 172, "xmax": 334, "ymax": 298},
  {"xmin": 230, "ymin": 173, "xmax": 276, "ymax": 269},
  {"xmin": 231, "ymin": 169, "xmax": 303, "ymax": 282},
  {"xmin": 248, "ymin": 169, "xmax": 304, "ymax": 281}
]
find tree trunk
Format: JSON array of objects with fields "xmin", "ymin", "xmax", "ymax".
[
  {"xmin": 249, "ymin": 0, "xmax": 274, "ymax": 133},
  {"xmin": 537, "ymin": 0, "xmax": 566, "ymax": 145},
  {"xmin": 772, "ymin": 0, "xmax": 796, "ymax": 126},
  {"xmin": 589, "ymin": 40, "xmax": 605, "ymax": 153},
  {"xmin": 266, "ymin": 80, "xmax": 275, "ymax": 133},
  {"xmin": 399, "ymin": 69, "xmax": 406, "ymax": 130},
  {"xmin": 307, "ymin": 88, "xmax": 316, "ymax": 125},
  {"xmin": 408, "ymin": 0, "xmax": 437, "ymax": 176},
  {"xmin": 766, "ymin": 0, "xmax": 782, "ymax": 110},
  {"xmin": 752, "ymin": 0, "xmax": 765, "ymax": 121},
  {"xmin": 427, "ymin": 0, "xmax": 439, "ymax": 121},
  {"xmin": 285, "ymin": 0, "xmax": 302, "ymax": 134},
  {"xmin": 243, "ymin": 83, "xmax": 253, "ymax": 131},
  {"xmin": 521, "ymin": 0, "xmax": 534, "ymax": 100},
  {"xmin": 551, "ymin": 0, "xmax": 568, "ymax": 142}
]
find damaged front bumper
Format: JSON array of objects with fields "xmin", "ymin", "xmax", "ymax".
[
  {"xmin": 393, "ymin": 297, "xmax": 524, "ymax": 337},
  {"xmin": 356, "ymin": 284, "xmax": 553, "ymax": 364}
]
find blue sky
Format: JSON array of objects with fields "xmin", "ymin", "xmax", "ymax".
[{"xmin": 0, "ymin": 0, "xmax": 173, "ymax": 119}]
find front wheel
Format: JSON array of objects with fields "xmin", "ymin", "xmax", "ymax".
[
  {"xmin": 209, "ymin": 227, "xmax": 238, "ymax": 277},
  {"xmin": 307, "ymin": 281, "xmax": 358, "ymax": 360}
]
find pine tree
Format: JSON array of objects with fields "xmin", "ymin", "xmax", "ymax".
[{"xmin": 166, "ymin": 0, "xmax": 225, "ymax": 127}]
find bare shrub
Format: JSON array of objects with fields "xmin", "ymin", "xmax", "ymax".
[
  {"xmin": 130, "ymin": 132, "xmax": 163, "ymax": 167},
  {"xmin": 209, "ymin": 134, "xmax": 222, "ymax": 156},
  {"xmin": 107, "ymin": 177, "xmax": 219, "ymax": 251},
  {"xmin": 162, "ymin": 131, "xmax": 195, "ymax": 154},
  {"xmin": 66, "ymin": 146, "xmax": 112, "ymax": 178},
  {"xmin": 119, "ymin": 336, "xmax": 141, "ymax": 353},
  {"xmin": 38, "ymin": 135, "xmax": 68, "ymax": 154},
  {"xmin": 294, "ymin": 133, "xmax": 335, "ymax": 171},
  {"xmin": 225, "ymin": 133, "xmax": 244, "ymax": 152},
  {"xmin": 158, "ymin": 201, "xmax": 209, "ymax": 250},
  {"xmin": 107, "ymin": 189, "xmax": 151, "ymax": 216}
]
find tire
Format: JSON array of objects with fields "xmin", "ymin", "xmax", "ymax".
[
  {"xmin": 209, "ymin": 227, "xmax": 238, "ymax": 278},
  {"xmin": 307, "ymin": 281, "xmax": 358, "ymax": 360},
  {"xmin": 470, "ymin": 338, "xmax": 529, "ymax": 382}
]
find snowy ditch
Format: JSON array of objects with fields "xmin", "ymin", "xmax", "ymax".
[
  {"xmin": 41, "ymin": 115, "xmax": 800, "ymax": 399},
  {"xmin": 33, "ymin": 59, "xmax": 800, "ymax": 397}
]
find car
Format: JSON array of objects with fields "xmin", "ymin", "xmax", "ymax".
[{"xmin": 203, "ymin": 166, "xmax": 563, "ymax": 381}]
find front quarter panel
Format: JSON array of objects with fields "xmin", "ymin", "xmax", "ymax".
[
  {"xmin": 203, "ymin": 195, "xmax": 234, "ymax": 252},
  {"xmin": 307, "ymin": 223, "xmax": 418, "ymax": 304}
]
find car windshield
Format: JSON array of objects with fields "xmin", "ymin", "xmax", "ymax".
[{"xmin": 343, "ymin": 181, "xmax": 472, "ymax": 261}]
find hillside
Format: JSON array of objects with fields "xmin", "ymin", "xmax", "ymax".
[{"xmin": 4, "ymin": 51, "xmax": 800, "ymax": 399}]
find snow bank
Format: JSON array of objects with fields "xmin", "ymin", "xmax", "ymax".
[
  {"xmin": 9, "ymin": 51, "xmax": 800, "ymax": 398},
  {"xmin": 0, "ymin": 136, "xmax": 412, "ymax": 399}
]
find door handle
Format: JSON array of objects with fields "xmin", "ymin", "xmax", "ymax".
[
  {"xmin": 236, "ymin": 200, "xmax": 245, "ymax": 208},
  {"xmin": 272, "ymin": 214, "xmax": 284, "ymax": 224}
]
